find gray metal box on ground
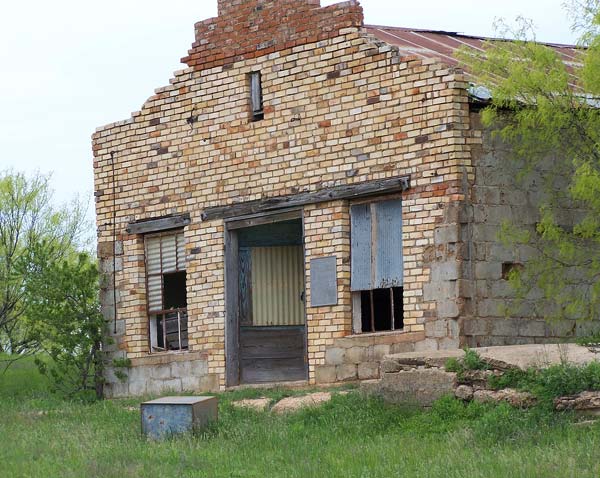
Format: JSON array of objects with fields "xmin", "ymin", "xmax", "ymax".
[{"xmin": 141, "ymin": 396, "xmax": 218, "ymax": 440}]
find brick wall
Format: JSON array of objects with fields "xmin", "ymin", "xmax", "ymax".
[
  {"xmin": 183, "ymin": 0, "xmax": 363, "ymax": 71},
  {"xmin": 93, "ymin": 0, "xmax": 472, "ymax": 395}
]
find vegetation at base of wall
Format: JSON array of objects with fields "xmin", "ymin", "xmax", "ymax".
[
  {"xmin": 488, "ymin": 361, "xmax": 600, "ymax": 403},
  {"xmin": 3, "ymin": 356, "xmax": 599, "ymax": 478},
  {"xmin": 445, "ymin": 349, "xmax": 491, "ymax": 377},
  {"xmin": 112, "ymin": 357, "xmax": 133, "ymax": 382},
  {"xmin": 456, "ymin": 1, "xmax": 600, "ymax": 324},
  {"xmin": 576, "ymin": 332, "xmax": 600, "ymax": 347}
]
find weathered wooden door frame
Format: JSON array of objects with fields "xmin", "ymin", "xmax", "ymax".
[{"xmin": 224, "ymin": 208, "xmax": 305, "ymax": 387}]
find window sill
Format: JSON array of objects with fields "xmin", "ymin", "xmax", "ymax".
[
  {"xmin": 130, "ymin": 350, "xmax": 207, "ymax": 368},
  {"xmin": 348, "ymin": 329, "xmax": 407, "ymax": 338},
  {"xmin": 148, "ymin": 349, "xmax": 190, "ymax": 356}
]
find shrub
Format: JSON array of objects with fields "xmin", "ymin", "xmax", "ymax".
[
  {"xmin": 487, "ymin": 368, "xmax": 536, "ymax": 391},
  {"xmin": 463, "ymin": 348, "xmax": 491, "ymax": 371},
  {"xmin": 444, "ymin": 357, "xmax": 462, "ymax": 373}
]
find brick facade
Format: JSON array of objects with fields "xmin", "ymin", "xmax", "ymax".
[{"xmin": 95, "ymin": 0, "xmax": 560, "ymax": 397}]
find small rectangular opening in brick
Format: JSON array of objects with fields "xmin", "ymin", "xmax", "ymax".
[{"xmin": 249, "ymin": 71, "xmax": 264, "ymax": 121}]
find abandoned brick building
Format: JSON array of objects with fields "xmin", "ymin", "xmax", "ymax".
[{"xmin": 93, "ymin": 0, "xmax": 586, "ymax": 397}]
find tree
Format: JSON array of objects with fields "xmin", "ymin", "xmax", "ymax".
[
  {"xmin": 26, "ymin": 250, "xmax": 105, "ymax": 400},
  {"xmin": 0, "ymin": 171, "xmax": 86, "ymax": 354},
  {"xmin": 0, "ymin": 171, "xmax": 106, "ymax": 399},
  {"xmin": 457, "ymin": 1, "xmax": 600, "ymax": 323}
]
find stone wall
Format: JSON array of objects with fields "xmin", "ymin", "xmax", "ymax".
[
  {"xmin": 105, "ymin": 351, "xmax": 218, "ymax": 398},
  {"xmin": 314, "ymin": 330, "xmax": 424, "ymax": 383},
  {"xmin": 461, "ymin": 111, "xmax": 599, "ymax": 346}
]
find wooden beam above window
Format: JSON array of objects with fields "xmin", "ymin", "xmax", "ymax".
[
  {"xmin": 201, "ymin": 175, "xmax": 410, "ymax": 221},
  {"xmin": 126, "ymin": 213, "xmax": 191, "ymax": 234}
]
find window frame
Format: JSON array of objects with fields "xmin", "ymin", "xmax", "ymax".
[
  {"xmin": 144, "ymin": 229, "xmax": 189, "ymax": 353},
  {"xmin": 249, "ymin": 71, "xmax": 264, "ymax": 121},
  {"xmin": 350, "ymin": 197, "xmax": 404, "ymax": 334}
]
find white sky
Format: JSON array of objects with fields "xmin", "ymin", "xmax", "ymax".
[{"xmin": 0, "ymin": 0, "xmax": 577, "ymax": 222}]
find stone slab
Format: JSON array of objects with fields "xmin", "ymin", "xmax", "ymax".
[
  {"xmin": 232, "ymin": 398, "xmax": 271, "ymax": 411},
  {"xmin": 363, "ymin": 369, "xmax": 457, "ymax": 406},
  {"xmin": 271, "ymin": 392, "xmax": 332, "ymax": 414},
  {"xmin": 382, "ymin": 343, "xmax": 600, "ymax": 371}
]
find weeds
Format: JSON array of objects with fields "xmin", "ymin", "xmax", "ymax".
[
  {"xmin": 488, "ymin": 361, "xmax": 600, "ymax": 405},
  {"xmin": 445, "ymin": 348, "xmax": 490, "ymax": 379},
  {"xmin": 576, "ymin": 332, "xmax": 600, "ymax": 348}
]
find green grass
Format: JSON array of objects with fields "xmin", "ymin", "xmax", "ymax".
[{"xmin": 1, "ymin": 356, "xmax": 600, "ymax": 478}]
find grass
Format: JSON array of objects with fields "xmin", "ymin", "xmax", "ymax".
[{"xmin": 1, "ymin": 356, "xmax": 600, "ymax": 477}]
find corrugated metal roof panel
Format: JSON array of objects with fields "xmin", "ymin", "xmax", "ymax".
[{"xmin": 365, "ymin": 25, "xmax": 582, "ymax": 71}]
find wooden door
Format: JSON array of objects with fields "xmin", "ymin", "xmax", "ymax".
[{"xmin": 225, "ymin": 216, "xmax": 308, "ymax": 386}]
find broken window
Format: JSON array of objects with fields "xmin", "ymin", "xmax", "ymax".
[
  {"xmin": 145, "ymin": 231, "xmax": 188, "ymax": 351},
  {"xmin": 350, "ymin": 199, "xmax": 404, "ymax": 333},
  {"xmin": 249, "ymin": 71, "xmax": 264, "ymax": 121}
]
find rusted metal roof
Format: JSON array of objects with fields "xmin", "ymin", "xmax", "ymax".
[{"xmin": 366, "ymin": 25, "xmax": 581, "ymax": 67}]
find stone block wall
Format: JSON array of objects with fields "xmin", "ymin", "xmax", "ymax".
[
  {"xmin": 105, "ymin": 351, "xmax": 218, "ymax": 398},
  {"xmin": 460, "ymin": 111, "xmax": 599, "ymax": 346},
  {"xmin": 314, "ymin": 330, "xmax": 424, "ymax": 383},
  {"xmin": 93, "ymin": 0, "xmax": 474, "ymax": 394}
]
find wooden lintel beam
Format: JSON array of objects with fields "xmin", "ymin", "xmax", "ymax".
[
  {"xmin": 201, "ymin": 175, "xmax": 410, "ymax": 221},
  {"xmin": 126, "ymin": 213, "xmax": 191, "ymax": 234}
]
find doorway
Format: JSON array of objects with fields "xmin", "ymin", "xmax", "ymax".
[{"xmin": 225, "ymin": 212, "xmax": 307, "ymax": 386}]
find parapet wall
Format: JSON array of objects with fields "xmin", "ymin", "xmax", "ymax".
[{"xmin": 183, "ymin": 0, "xmax": 363, "ymax": 71}]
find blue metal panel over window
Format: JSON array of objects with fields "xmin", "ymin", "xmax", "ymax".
[
  {"xmin": 350, "ymin": 204, "xmax": 372, "ymax": 292},
  {"xmin": 351, "ymin": 199, "xmax": 403, "ymax": 291},
  {"xmin": 374, "ymin": 199, "xmax": 403, "ymax": 288}
]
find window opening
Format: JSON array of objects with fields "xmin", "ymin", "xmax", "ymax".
[
  {"xmin": 145, "ymin": 231, "xmax": 188, "ymax": 352},
  {"xmin": 249, "ymin": 71, "xmax": 264, "ymax": 121},
  {"xmin": 360, "ymin": 287, "xmax": 404, "ymax": 333}
]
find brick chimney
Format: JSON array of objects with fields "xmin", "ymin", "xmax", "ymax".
[
  {"xmin": 217, "ymin": 0, "xmax": 321, "ymax": 17},
  {"xmin": 183, "ymin": 0, "xmax": 363, "ymax": 71}
]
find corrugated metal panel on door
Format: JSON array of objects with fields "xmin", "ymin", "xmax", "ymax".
[{"xmin": 251, "ymin": 246, "xmax": 305, "ymax": 326}]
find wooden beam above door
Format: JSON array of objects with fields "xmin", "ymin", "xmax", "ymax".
[{"xmin": 201, "ymin": 175, "xmax": 410, "ymax": 221}]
